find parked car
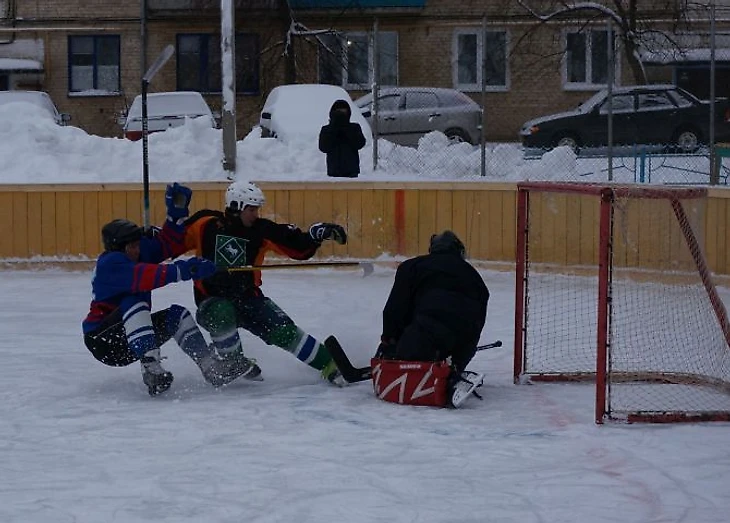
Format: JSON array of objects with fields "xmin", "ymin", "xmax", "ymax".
[
  {"xmin": 259, "ymin": 83, "xmax": 372, "ymax": 145},
  {"xmin": 0, "ymin": 90, "xmax": 71, "ymax": 125},
  {"xmin": 354, "ymin": 87, "xmax": 481, "ymax": 147},
  {"xmin": 520, "ymin": 84, "xmax": 730, "ymax": 153},
  {"xmin": 120, "ymin": 91, "xmax": 217, "ymax": 141}
]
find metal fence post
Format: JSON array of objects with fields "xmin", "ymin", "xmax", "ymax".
[
  {"xmin": 480, "ymin": 14, "xmax": 487, "ymax": 177},
  {"xmin": 372, "ymin": 17, "xmax": 379, "ymax": 171}
]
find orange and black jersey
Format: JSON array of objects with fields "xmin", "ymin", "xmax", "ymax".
[{"xmin": 184, "ymin": 210, "xmax": 320, "ymax": 303}]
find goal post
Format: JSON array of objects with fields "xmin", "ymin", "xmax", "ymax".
[{"xmin": 514, "ymin": 182, "xmax": 730, "ymax": 424}]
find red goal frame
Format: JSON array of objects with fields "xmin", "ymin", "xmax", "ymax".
[{"xmin": 513, "ymin": 182, "xmax": 730, "ymax": 424}]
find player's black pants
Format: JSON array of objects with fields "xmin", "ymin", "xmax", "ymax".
[{"xmin": 83, "ymin": 308, "xmax": 177, "ymax": 367}]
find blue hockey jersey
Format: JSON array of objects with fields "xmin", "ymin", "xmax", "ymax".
[{"xmin": 82, "ymin": 222, "xmax": 186, "ymax": 333}]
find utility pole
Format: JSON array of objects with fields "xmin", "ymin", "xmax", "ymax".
[{"xmin": 221, "ymin": 0, "xmax": 237, "ymax": 176}]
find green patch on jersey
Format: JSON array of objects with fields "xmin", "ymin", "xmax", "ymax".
[{"xmin": 215, "ymin": 235, "xmax": 248, "ymax": 268}]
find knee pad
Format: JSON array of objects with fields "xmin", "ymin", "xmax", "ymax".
[{"xmin": 196, "ymin": 297, "xmax": 237, "ymax": 335}]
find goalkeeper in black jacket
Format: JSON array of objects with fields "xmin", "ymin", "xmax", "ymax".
[
  {"xmin": 377, "ymin": 230, "xmax": 490, "ymax": 406},
  {"xmin": 184, "ymin": 181, "xmax": 349, "ymax": 386}
]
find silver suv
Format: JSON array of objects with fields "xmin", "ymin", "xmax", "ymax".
[{"xmin": 355, "ymin": 87, "xmax": 481, "ymax": 147}]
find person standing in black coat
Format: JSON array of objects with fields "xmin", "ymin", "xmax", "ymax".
[
  {"xmin": 378, "ymin": 230, "xmax": 490, "ymax": 375},
  {"xmin": 318, "ymin": 99, "xmax": 366, "ymax": 178}
]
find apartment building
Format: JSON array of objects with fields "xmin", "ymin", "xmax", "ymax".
[{"xmin": 1, "ymin": 0, "xmax": 727, "ymax": 141}]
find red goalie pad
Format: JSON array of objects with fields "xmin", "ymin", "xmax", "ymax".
[{"xmin": 370, "ymin": 358, "xmax": 453, "ymax": 407}]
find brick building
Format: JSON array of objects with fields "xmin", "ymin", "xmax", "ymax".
[{"xmin": 1, "ymin": 0, "xmax": 727, "ymax": 141}]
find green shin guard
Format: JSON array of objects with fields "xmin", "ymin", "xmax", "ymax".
[
  {"xmin": 268, "ymin": 325, "xmax": 330, "ymax": 370},
  {"xmin": 196, "ymin": 297, "xmax": 238, "ymax": 336}
]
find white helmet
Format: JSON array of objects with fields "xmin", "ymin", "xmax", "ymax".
[{"xmin": 225, "ymin": 181, "xmax": 266, "ymax": 211}]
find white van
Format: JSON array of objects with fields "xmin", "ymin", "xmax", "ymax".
[{"xmin": 259, "ymin": 84, "xmax": 372, "ymax": 146}]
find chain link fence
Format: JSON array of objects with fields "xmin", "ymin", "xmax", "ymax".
[{"xmin": 367, "ymin": 94, "xmax": 730, "ymax": 186}]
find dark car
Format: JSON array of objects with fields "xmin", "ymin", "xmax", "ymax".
[{"xmin": 520, "ymin": 84, "xmax": 730, "ymax": 153}]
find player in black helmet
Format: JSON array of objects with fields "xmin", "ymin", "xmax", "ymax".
[{"xmin": 82, "ymin": 183, "xmax": 241, "ymax": 396}]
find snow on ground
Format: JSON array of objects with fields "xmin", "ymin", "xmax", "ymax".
[
  {"xmin": 0, "ymin": 101, "xmax": 723, "ymax": 185},
  {"xmin": 0, "ymin": 266, "xmax": 728, "ymax": 523}
]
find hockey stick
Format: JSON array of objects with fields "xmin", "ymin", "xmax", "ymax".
[
  {"xmin": 226, "ymin": 261, "xmax": 374, "ymax": 276},
  {"xmin": 325, "ymin": 336, "xmax": 503, "ymax": 384},
  {"xmin": 477, "ymin": 340, "xmax": 502, "ymax": 351}
]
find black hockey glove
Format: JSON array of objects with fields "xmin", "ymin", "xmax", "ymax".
[
  {"xmin": 309, "ymin": 222, "xmax": 347, "ymax": 245},
  {"xmin": 165, "ymin": 182, "xmax": 192, "ymax": 223}
]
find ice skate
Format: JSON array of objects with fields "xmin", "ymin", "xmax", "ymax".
[
  {"xmin": 449, "ymin": 371, "xmax": 485, "ymax": 408},
  {"xmin": 321, "ymin": 359, "xmax": 347, "ymax": 387},
  {"xmin": 200, "ymin": 351, "xmax": 262, "ymax": 387},
  {"xmin": 140, "ymin": 351, "xmax": 174, "ymax": 396}
]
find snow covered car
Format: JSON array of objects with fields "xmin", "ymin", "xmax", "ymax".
[
  {"xmin": 520, "ymin": 84, "xmax": 730, "ymax": 153},
  {"xmin": 355, "ymin": 87, "xmax": 482, "ymax": 147},
  {"xmin": 120, "ymin": 91, "xmax": 217, "ymax": 141},
  {"xmin": 0, "ymin": 90, "xmax": 71, "ymax": 125},
  {"xmin": 259, "ymin": 84, "xmax": 372, "ymax": 145}
]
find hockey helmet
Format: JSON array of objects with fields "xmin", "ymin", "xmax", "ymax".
[
  {"xmin": 102, "ymin": 219, "xmax": 143, "ymax": 252},
  {"xmin": 225, "ymin": 181, "xmax": 266, "ymax": 212},
  {"xmin": 428, "ymin": 230, "xmax": 466, "ymax": 259}
]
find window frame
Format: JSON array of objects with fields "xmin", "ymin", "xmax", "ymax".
[
  {"xmin": 562, "ymin": 27, "xmax": 620, "ymax": 91},
  {"xmin": 67, "ymin": 35, "xmax": 121, "ymax": 96},
  {"xmin": 452, "ymin": 27, "xmax": 509, "ymax": 93},
  {"xmin": 317, "ymin": 30, "xmax": 399, "ymax": 90},
  {"xmin": 175, "ymin": 32, "xmax": 260, "ymax": 95}
]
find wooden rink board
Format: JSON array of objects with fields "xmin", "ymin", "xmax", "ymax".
[{"xmin": 1, "ymin": 182, "xmax": 730, "ymax": 277}]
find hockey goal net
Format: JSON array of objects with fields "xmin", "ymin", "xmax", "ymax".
[{"xmin": 514, "ymin": 182, "xmax": 730, "ymax": 423}]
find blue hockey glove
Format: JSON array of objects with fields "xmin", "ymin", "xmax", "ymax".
[
  {"xmin": 165, "ymin": 182, "xmax": 192, "ymax": 223},
  {"xmin": 309, "ymin": 222, "xmax": 347, "ymax": 245},
  {"xmin": 175, "ymin": 257, "xmax": 216, "ymax": 281}
]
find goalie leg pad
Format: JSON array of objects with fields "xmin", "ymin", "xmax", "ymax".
[{"xmin": 371, "ymin": 358, "xmax": 452, "ymax": 407}]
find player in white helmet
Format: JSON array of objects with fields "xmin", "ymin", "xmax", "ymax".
[{"xmin": 184, "ymin": 181, "xmax": 349, "ymax": 386}]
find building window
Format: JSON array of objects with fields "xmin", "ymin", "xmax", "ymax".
[
  {"xmin": 564, "ymin": 29, "xmax": 616, "ymax": 89},
  {"xmin": 318, "ymin": 31, "xmax": 398, "ymax": 89},
  {"xmin": 177, "ymin": 33, "xmax": 260, "ymax": 95},
  {"xmin": 452, "ymin": 29, "xmax": 508, "ymax": 92},
  {"xmin": 68, "ymin": 35, "xmax": 120, "ymax": 94}
]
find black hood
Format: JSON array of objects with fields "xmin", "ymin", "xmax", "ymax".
[{"xmin": 329, "ymin": 99, "xmax": 352, "ymax": 123}]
